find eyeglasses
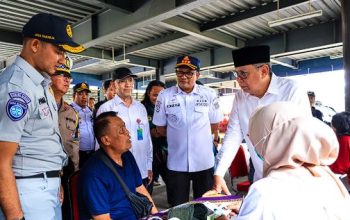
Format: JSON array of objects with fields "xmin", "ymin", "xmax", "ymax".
[
  {"xmin": 53, "ymin": 72, "xmax": 72, "ymax": 82},
  {"xmin": 175, "ymin": 68, "xmax": 196, "ymax": 79},
  {"xmin": 116, "ymin": 77, "xmax": 134, "ymax": 84},
  {"xmin": 233, "ymin": 64, "xmax": 264, "ymax": 80}
]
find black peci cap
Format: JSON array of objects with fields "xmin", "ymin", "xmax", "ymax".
[{"xmin": 232, "ymin": 45, "xmax": 270, "ymax": 67}]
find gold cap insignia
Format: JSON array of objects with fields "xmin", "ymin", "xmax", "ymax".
[
  {"xmin": 181, "ymin": 56, "xmax": 191, "ymax": 65},
  {"xmin": 66, "ymin": 24, "xmax": 73, "ymax": 38},
  {"xmin": 81, "ymin": 83, "xmax": 88, "ymax": 89}
]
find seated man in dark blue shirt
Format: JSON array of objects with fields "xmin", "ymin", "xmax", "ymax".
[{"xmin": 79, "ymin": 111, "xmax": 158, "ymax": 220}]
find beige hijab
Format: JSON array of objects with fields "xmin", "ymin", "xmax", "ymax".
[{"xmin": 248, "ymin": 102, "xmax": 349, "ymax": 198}]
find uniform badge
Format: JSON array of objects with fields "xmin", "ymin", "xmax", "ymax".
[
  {"xmin": 6, "ymin": 92, "xmax": 31, "ymax": 121},
  {"xmin": 213, "ymin": 97, "xmax": 220, "ymax": 109},
  {"xmin": 66, "ymin": 24, "xmax": 73, "ymax": 38}
]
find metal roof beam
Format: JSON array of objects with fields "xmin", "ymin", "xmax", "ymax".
[
  {"xmin": 271, "ymin": 58, "xmax": 298, "ymax": 69},
  {"xmin": 95, "ymin": 0, "xmax": 147, "ymax": 13},
  {"xmin": 201, "ymin": 0, "xmax": 310, "ymax": 32},
  {"xmin": 162, "ymin": 20, "xmax": 342, "ymax": 74},
  {"xmin": 160, "ymin": 16, "xmax": 245, "ymax": 49},
  {"xmin": 0, "ymin": 28, "xmax": 115, "ymax": 60},
  {"xmin": 249, "ymin": 20, "xmax": 342, "ymax": 55},
  {"xmin": 118, "ymin": 32, "xmax": 187, "ymax": 56},
  {"xmin": 0, "ymin": 29, "xmax": 22, "ymax": 45},
  {"xmin": 72, "ymin": 0, "xmax": 219, "ymax": 48}
]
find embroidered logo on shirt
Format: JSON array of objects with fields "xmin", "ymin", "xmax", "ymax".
[
  {"xmin": 39, "ymin": 97, "xmax": 47, "ymax": 104},
  {"xmin": 155, "ymin": 101, "xmax": 161, "ymax": 113},
  {"xmin": 6, "ymin": 92, "xmax": 31, "ymax": 121}
]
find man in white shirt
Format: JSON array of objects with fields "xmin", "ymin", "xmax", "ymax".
[
  {"xmin": 96, "ymin": 67, "xmax": 153, "ymax": 192},
  {"xmin": 213, "ymin": 45, "xmax": 311, "ymax": 195},
  {"xmin": 153, "ymin": 56, "xmax": 223, "ymax": 206}
]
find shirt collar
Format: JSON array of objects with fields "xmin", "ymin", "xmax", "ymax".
[
  {"xmin": 112, "ymin": 95, "xmax": 135, "ymax": 106},
  {"xmin": 265, "ymin": 73, "xmax": 279, "ymax": 95},
  {"xmin": 71, "ymin": 102, "xmax": 89, "ymax": 111},
  {"xmin": 14, "ymin": 56, "xmax": 45, "ymax": 86},
  {"xmin": 176, "ymin": 84, "xmax": 200, "ymax": 95}
]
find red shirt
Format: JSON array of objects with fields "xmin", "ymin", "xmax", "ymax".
[{"xmin": 329, "ymin": 135, "xmax": 350, "ymax": 184}]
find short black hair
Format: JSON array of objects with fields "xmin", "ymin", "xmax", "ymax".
[
  {"xmin": 94, "ymin": 111, "xmax": 118, "ymax": 145},
  {"xmin": 331, "ymin": 111, "xmax": 350, "ymax": 136},
  {"xmin": 103, "ymin": 80, "xmax": 113, "ymax": 91}
]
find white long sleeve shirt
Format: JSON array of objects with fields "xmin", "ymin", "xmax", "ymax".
[
  {"xmin": 215, "ymin": 74, "xmax": 311, "ymax": 181},
  {"xmin": 96, "ymin": 96, "xmax": 153, "ymax": 179}
]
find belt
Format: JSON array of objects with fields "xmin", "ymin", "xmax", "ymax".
[
  {"xmin": 80, "ymin": 150, "xmax": 95, "ymax": 154},
  {"xmin": 15, "ymin": 170, "xmax": 62, "ymax": 179}
]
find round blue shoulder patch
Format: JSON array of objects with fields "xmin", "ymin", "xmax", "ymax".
[{"xmin": 6, "ymin": 99, "xmax": 28, "ymax": 121}]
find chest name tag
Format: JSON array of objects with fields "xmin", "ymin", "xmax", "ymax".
[{"xmin": 166, "ymin": 103, "xmax": 180, "ymax": 108}]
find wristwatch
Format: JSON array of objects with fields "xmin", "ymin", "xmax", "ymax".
[{"xmin": 213, "ymin": 137, "xmax": 220, "ymax": 143}]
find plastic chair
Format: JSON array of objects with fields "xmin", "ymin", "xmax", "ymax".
[
  {"xmin": 68, "ymin": 170, "xmax": 80, "ymax": 220},
  {"xmin": 229, "ymin": 146, "xmax": 251, "ymax": 194}
]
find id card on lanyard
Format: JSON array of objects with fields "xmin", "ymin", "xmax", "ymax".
[{"xmin": 136, "ymin": 118, "xmax": 144, "ymax": 140}]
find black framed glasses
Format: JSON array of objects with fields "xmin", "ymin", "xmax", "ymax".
[{"xmin": 175, "ymin": 68, "xmax": 196, "ymax": 79}]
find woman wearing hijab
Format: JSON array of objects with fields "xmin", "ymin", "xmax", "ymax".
[
  {"xmin": 329, "ymin": 111, "xmax": 350, "ymax": 188},
  {"xmin": 232, "ymin": 102, "xmax": 350, "ymax": 220}
]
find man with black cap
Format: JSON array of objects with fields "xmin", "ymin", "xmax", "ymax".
[
  {"xmin": 153, "ymin": 56, "xmax": 223, "ymax": 207},
  {"xmin": 51, "ymin": 55, "xmax": 79, "ymax": 220},
  {"xmin": 97, "ymin": 67, "xmax": 154, "ymax": 193},
  {"xmin": 71, "ymin": 82, "xmax": 95, "ymax": 168},
  {"xmin": 93, "ymin": 79, "xmax": 116, "ymax": 118},
  {"xmin": 212, "ymin": 45, "xmax": 311, "ymax": 195},
  {"xmin": 0, "ymin": 13, "xmax": 84, "ymax": 220}
]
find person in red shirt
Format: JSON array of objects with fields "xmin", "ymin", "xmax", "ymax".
[{"xmin": 329, "ymin": 111, "xmax": 350, "ymax": 186}]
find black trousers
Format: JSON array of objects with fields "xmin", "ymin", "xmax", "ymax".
[
  {"xmin": 166, "ymin": 167, "xmax": 214, "ymax": 207},
  {"xmin": 61, "ymin": 159, "xmax": 75, "ymax": 220}
]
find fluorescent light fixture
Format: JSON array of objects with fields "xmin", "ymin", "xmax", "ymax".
[
  {"xmin": 330, "ymin": 54, "xmax": 343, "ymax": 59},
  {"xmin": 268, "ymin": 10, "xmax": 323, "ymax": 27}
]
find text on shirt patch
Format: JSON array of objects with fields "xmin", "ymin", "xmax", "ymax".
[
  {"xmin": 6, "ymin": 92, "xmax": 31, "ymax": 121},
  {"xmin": 195, "ymin": 98, "xmax": 208, "ymax": 107},
  {"xmin": 166, "ymin": 103, "xmax": 180, "ymax": 108}
]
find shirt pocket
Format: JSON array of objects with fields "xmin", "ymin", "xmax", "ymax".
[
  {"xmin": 165, "ymin": 107, "xmax": 182, "ymax": 127},
  {"xmin": 23, "ymin": 107, "xmax": 54, "ymax": 136},
  {"xmin": 194, "ymin": 106, "xmax": 209, "ymax": 125},
  {"xmin": 65, "ymin": 117, "xmax": 77, "ymax": 132}
]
